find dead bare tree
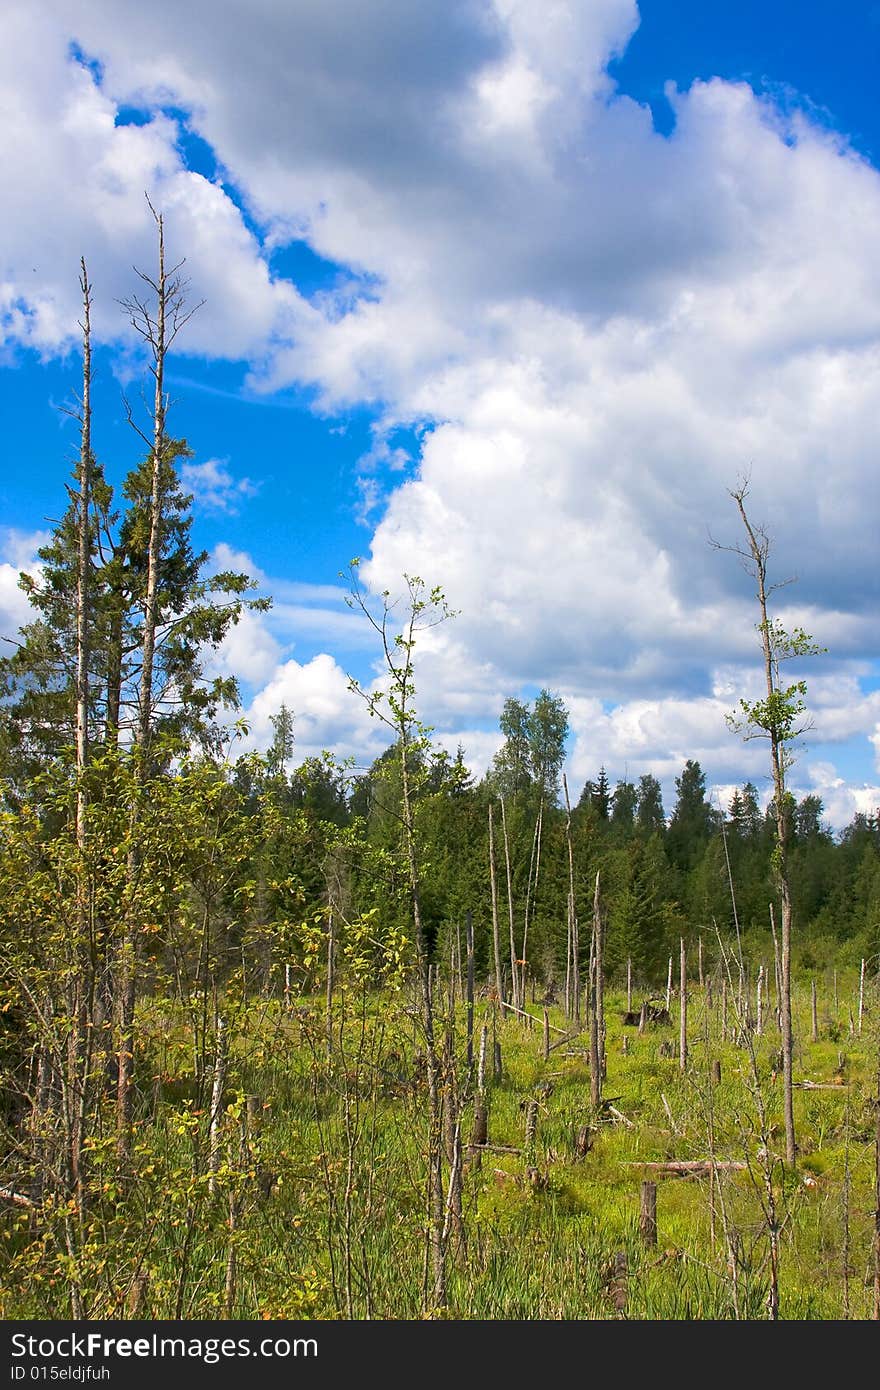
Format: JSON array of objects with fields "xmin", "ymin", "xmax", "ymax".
[
  {"xmin": 499, "ymin": 796, "xmax": 520, "ymax": 1012},
  {"xmin": 488, "ymin": 801, "xmax": 504, "ymax": 1005},
  {"xmin": 562, "ymin": 775, "xmax": 579, "ymax": 1025},
  {"xmin": 115, "ymin": 199, "xmax": 203, "ymax": 1163}
]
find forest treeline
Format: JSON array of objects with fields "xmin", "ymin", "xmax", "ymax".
[
  {"xmin": 4, "ymin": 520, "xmax": 879, "ymax": 1009},
  {"xmin": 0, "ymin": 228, "xmax": 877, "ymax": 1030}
]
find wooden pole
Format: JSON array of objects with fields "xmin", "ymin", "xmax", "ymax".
[
  {"xmin": 665, "ymin": 956, "xmax": 673, "ymax": 1013},
  {"xmin": 811, "ymin": 979, "xmax": 818, "ymax": 1043},
  {"xmin": 626, "ymin": 957, "xmax": 632, "ymax": 1014}
]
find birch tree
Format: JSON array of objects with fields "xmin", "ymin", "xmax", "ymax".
[{"xmin": 717, "ymin": 481, "xmax": 823, "ymax": 1166}]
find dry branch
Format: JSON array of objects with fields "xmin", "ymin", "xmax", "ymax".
[{"xmin": 0, "ymin": 1186, "xmax": 34, "ymax": 1207}]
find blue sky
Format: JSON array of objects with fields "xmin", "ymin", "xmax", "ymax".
[{"xmin": 2, "ymin": 1, "xmax": 880, "ymax": 825}]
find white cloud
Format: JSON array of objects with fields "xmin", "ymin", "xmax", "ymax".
[
  {"xmin": 181, "ymin": 458, "xmax": 258, "ymax": 514},
  {"xmin": 2, "ymin": 2, "xmax": 879, "ymax": 825},
  {"xmin": 244, "ymin": 652, "xmax": 389, "ymax": 769},
  {"xmin": 0, "ymin": 530, "xmax": 48, "ymax": 645},
  {"xmin": 206, "ymin": 606, "xmax": 282, "ymax": 689},
  {"xmin": 799, "ymin": 762, "xmax": 880, "ymax": 829},
  {"xmin": 0, "ymin": 6, "xmax": 312, "ymax": 359},
  {"xmin": 0, "ymin": 564, "xmax": 34, "ymax": 646}
]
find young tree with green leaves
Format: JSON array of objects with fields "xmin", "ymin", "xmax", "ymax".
[
  {"xmin": 719, "ymin": 481, "xmax": 824, "ymax": 1166},
  {"xmin": 345, "ymin": 562, "xmax": 456, "ymax": 1312}
]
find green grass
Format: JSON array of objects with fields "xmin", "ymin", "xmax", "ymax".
[{"xmin": 1, "ymin": 975, "xmax": 877, "ymax": 1320}]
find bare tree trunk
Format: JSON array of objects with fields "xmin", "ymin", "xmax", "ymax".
[
  {"xmin": 325, "ymin": 909, "xmax": 336, "ymax": 1065},
  {"xmin": 442, "ymin": 1035, "xmax": 464, "ymax": 1262},
  {"xmin": 208, "ymin": 1017, "xmax": 226, "ymax": 1195},
  {"xmin": 719, "ymin": 813, "xmax": 744, "ymax": 985},
  {"xmin": 102, "ymin": 589, "xmax": 124, "ymax": 749},
  {"xmin": 117, "ymin": 209, "xmax": 167, "ymax": 1163},
  {"xmin": 562, "ymin": 775, "xmax": 579, "ymax": 1024},
  {"xmin": 499, "ymin": 796, "xmax": 519, "ymax": 1012},
  {"xmin": 732, "ymin": 490, "xmax": 797, "ymax": 1166},
  {"xmin": 75, "ymin": 258, "xmax": 92, "ymax": 857},
  {"xmin": 465, "ymin": 911, "xmax": 474, "ymax": 1070},
  {"xmin": 477, "ymin": 1023, "xmax": 488, "ymax": 1094},
  {"xmin": 874, "ymin": 1045, "xmax": 880, "ymax": 1320},
  {"xmin": 488, "ymin": 802, "xmax": 504, "ymax": 1006},
  {"xmin": 399, "ymin": 733, "xmax": 446, "ymax": 1311},
  {"xmin": 780, "ymin": 885, "xmax": 796, "ymax": 1164},
  {"xmin": 521, "ymin": 806, "xmax": 540, "ymax": 998},
  {"xmin": 116, "ymin": 204, "xmax": 201, "ymax": 1164},
  {"xmin": 858, "ymin": 959, "xmax": 865, "ymax": 1037},
  {"xmin": 589, "ymin": 874, "xmax": 602, "ymax": 1108},
  {"xmin": 639, "ymin": 1181, "xmax": 657, "ymax": 1247},
  {"xmin": 769, "ymin": 903, "xmax": 782, "ymax": 1028},
  {"xmin": 69, "ymin": 260, "xmax": 94, "ymax": 1207},
  {"xmin": 679, "ymin": 938, "xmax": 687, "ymax": 1073},
  {"xmin": 594, "ymin": 872, "xmax": 605, "ymax": 1083}
]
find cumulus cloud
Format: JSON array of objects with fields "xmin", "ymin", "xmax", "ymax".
[
  {"xmin": 181, "ymin": 458, "xmax": 258, "ymax": 514},
  {"xmin": 799, "ymin": 762, "xmax": 880, "ymax": 829},
  {"xmin": 0, "ymin": 6, "xmax": 312, "ymax": 359},
  {"xmin": 3, "ymin": 2, "xmax": 880, "ymax": 824},
  {"xmin": 244, "ymin": 652, "xmax": 389, "ymax": 769},
  {"xmin": 0, "ymin": 529, "xmax": 48, "ymax": 647}
]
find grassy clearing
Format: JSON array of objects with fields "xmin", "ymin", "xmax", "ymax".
[{"xmin": 1, "ymin": 973, "xmax": 876, "ymax": 1320}]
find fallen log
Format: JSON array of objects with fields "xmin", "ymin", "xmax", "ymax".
[
  {"xmin": 606, "ymin": 1105, "xmax": 635, "ymax": 1129},
  {"xmin": 0, "ymin": 1186, "xmax": 34, "ymax": 1208},
  {"xmin": 501, "ymin": 1000, "xmax": 568, "ymax": 1035},
  {"xmin": 792, "ymin": 1080, "xmax": 851, "ymax": 1090},
  {"xmin": 467, "ymin": 1144, "xmax": 523, "ymax": 1155},
  {"xmin": 623, "ymin": 1160, "xmax": 746, "ymax": 1176}
]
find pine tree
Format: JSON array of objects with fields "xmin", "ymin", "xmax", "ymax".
[
  {"xmin": 667, "ymin": 759, "xmax": 716, "ymax": 872},
  {"xmin": 579, "ymin": 766, "xmax": 611, "ymax": 820},
  {"xmin": 610, "ymin": 778, "xmax": 637, "ymax": 833},
  {"xmin": 635, "ymin": 773, "xmax": 665, "ymax": 836}
]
